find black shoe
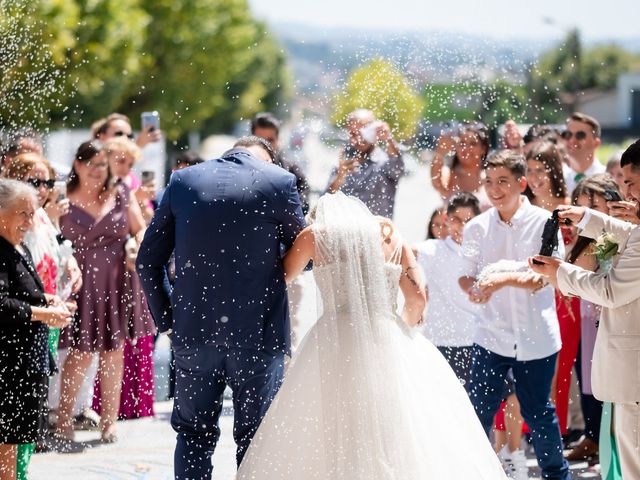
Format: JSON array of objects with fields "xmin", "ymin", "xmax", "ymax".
[{"xmin": 562, "ymin": 428, "xmax": 584, "ymax": 448}]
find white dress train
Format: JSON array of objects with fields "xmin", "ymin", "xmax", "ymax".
[{"xmin": 236, "ymin": 193, "xmax": 507, "ymax": 480}]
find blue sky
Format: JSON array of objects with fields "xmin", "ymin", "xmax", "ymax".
[{"xmin": 248, "ymin": 0, "xmax": 638, "ymax": 40}]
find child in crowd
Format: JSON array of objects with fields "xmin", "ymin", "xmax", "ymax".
[
  {"xmin": 414, "ymin": 192, "xmax": 480, "ymax": 387},
  {"xmin": 458, "ymin": 150, "xmax": 570, "ymax": 480}
]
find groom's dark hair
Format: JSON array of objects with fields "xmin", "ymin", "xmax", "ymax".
[
  {"xmin": 234, "ymin": 135, "xmax": 276, "ymax": 161},
  {"xmin": 621, "ymin": 139, "xmax": 640, "ymax": 171}
]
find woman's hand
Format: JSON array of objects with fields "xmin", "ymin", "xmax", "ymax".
[
  {"xmin": 135, "ymin": 125, "xmax": 162, "ymax": 148},
  {"xmin": 32, "ymin": 303, "xmax": 73, "ymax": 328},
  {"xmin": 125, "ymin": 237, "xmax": 139, "ymax": 272},
  {"xmin": 435, "ymin": 134, "xmax": 457, "ymax": 158},
  {"xmin": 134, "ymin": 183, "xmax": 157, "ymax": 204},
  {"xmin": 44, "ymin": 197, "xmax": 70, "ymax": 225},
  {"xmin": 65, "ymin": 256, "xmax": 83, "ymax": 293}
]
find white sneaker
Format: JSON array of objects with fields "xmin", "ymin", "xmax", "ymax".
[
  {"xmin": 498, "ymin": 444, "xmax": 512, "ymax": 468},
  {"xmin": 507, "ymin": 450, "xmax": 529, "ymax": 480}
]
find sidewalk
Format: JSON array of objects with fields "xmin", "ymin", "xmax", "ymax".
[
  {"xmin": 30, "ymin": 397, "xmax": 601, "ymax": 479},
  {"xmin": 30, "ymin": 400, "xmax": 237, "ymax": 479}
]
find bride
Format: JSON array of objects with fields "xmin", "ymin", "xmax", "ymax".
[{"xmin": 237, "ymin": 192, "xmax": 507, "ymax": 479}]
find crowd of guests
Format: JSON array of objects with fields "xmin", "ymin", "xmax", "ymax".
[
  {"xmin": 413, "ymin": 113, "xmax": 640, "ymax": 480},
  {"xmin": 0, "ymin": 115, "xmax": 175, "ymax": 479},
  {"xmin": 0, "ymin": 107, "xmax": 638, "ymax": 480}
]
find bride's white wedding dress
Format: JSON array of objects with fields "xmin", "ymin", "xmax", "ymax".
[{"xmin": 237, "ymin": 193, "xmax": 507, "ymax": 479}]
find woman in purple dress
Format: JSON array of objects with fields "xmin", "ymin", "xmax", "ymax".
[{"xmin": 54, "ymin": 141, "xmax": 146, "ymax": 443}]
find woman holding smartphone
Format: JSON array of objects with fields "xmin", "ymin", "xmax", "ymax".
[{"xmin": 430, "ymin": 122, "xmax": 491, "ymax": 209}]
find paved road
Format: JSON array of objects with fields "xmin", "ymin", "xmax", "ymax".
[{"xmin": 30, "ymin": 139, "xmax": 601, "ymax": 479}]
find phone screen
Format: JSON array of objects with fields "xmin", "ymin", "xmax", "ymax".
[
  {"xmin": 141, "ymin": 170, "xmax": 156, "ymax": 185},
  {"xmin": 141, "ymin": 111, "xmax": 160, "ymax": 131}
]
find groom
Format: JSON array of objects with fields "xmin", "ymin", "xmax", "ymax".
[{"xmin": 137, "ymin": 136, "xmax": 306, "ymax": 479}]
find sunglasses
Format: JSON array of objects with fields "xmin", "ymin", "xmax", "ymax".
[
  {"xmin": 114, "ymin": 130, "xmax": 135, "ymax": 140},
  {"xmin": 26, "ymin": 178, "xmax": 55, "ymax": 189},
  {"xmin": 561, "ymin": 130, "xmax": 588, "ymax": 141}
]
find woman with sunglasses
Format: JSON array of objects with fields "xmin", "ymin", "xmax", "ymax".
[
  {"xmin": 92, "ymin": 112, "xmax": 162, "ymax": 150},
  {"xmin": 54, "ymin": 141, "xmax": 147, "ymax": 444},
  {"xmin": 1, "ymin": 154, "xmax": 82, "ymax": 478}
]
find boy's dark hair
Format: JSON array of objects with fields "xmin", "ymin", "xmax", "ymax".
[
  {"xmin": 446, "ymin": 192, "xmax": 481, "ymax": 216},
  {"xmin": 620, "ymin": 139, "xmax": 640, "ymax": 171},
  {"xmin": 483, "ymin": 149, "xmax": 527, "ymax": 179},
  {"xmin": 567, "ymin": 112, "xmax": 601, "ymax": 138},
  {"xmin": 250, "ymin": 112, "xmax": 281, "ymax": 136},
  {"xmin": 233, "ymin": 135, "xmax": 276, "ymax": 161},
  {"xmin": 175, "ymin": 150, "xmax": 204, "ymax": 167}
]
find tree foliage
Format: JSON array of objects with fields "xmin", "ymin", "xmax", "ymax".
[
  {"xmin": 422, "ymin": 81, "xmax": 529, "ymax": 128},
  {"xmin": 0, "ymin": 0, "xmax": 290, "ymax": 139},
  {"xmin": 332, "ymin": 58, "xmax": 424, "ymax": 141},
  {"xmin": 528, "ymin": 29, "xmax": 640, "ymax": 122}
]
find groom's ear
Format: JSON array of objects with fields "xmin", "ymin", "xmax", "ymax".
[{"xmin": 246, "ymin": 145, "xmax": 274, "ymax": 164}]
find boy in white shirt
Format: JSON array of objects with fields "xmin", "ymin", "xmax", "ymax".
[
  {"xmin": 458, "ymin": 150, "xmax": 570, "ymax": 480},
  {"xmin": 414, "ymin": 192, "xmax": 480, "ymax": 388}
]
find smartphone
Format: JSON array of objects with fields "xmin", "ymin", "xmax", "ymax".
[
  {"xmin": 344, "ymin": 144, "xmax": 359, "ymax": 159},
  {"xmin": 54, "ymin": 180, "xmax": 67, "ymax": 202},
  {"xmin": 603, "ymin": 189, "xmax": 622, "ymax": 202},
  {"xmin": 360, "ymin": 121, "xmax": 384, "ymax": 145},
  {"xmin": 141, "ymin": 170, "xmax": 156, "ymax": 185},
  {"xmin": 141, "ymin": 111, "xmax": 160, "ymax": 132}
]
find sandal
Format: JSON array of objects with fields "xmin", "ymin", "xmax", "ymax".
[{"xmin": 100, "ymin": 422, "xmax": 119, "ymax": 444}]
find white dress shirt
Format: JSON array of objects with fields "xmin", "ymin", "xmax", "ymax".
[
  {"xmin": 563, "ymin": 158, "xmax": 605, "ymax": 194},
  {"xmin": 459, "ymin": 197, "xmax": 564, "ymax": 361},
  {"xmin": 415, "ymin": 237, "xmax": 479, "ymax": 347}
]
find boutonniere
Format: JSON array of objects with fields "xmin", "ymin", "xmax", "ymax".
[{"xmin": 593, "ymin": 231, "xmax": 619, "ymax": 262}]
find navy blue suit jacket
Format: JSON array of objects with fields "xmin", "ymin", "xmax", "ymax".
[{"xmin": 136, "ymin": 148, "xmax": 305, "ymax": 355}]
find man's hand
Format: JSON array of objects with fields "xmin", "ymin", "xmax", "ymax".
[
  {"xmin": 528, "ymin": 255, "xmax": 563, "ymax": 286},
  {"xmin": 608, "ymin": 200, "xmax": 640, "ymax": 225},
  {"xmin": 556, "ymin": 205, "xmax": 586, "ymax": 225}
]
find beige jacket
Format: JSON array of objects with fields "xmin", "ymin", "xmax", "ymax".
[{"xmin": 557, "ymin": 209, "xmax": 640, "ymax": 403}]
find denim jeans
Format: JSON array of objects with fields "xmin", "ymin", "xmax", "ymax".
[{"xmin": 469, "ymin": 344, "xmax": 571, "ymax": 479}]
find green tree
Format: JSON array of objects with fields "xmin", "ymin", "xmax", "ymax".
[
  {"xmin": 202, "ymin": 21, "xmax": 291, "ymax": 134},
  {"xmin": 332, "ymin": 58, "xmax": 425, "ymax": 141},
  {"xmin": 528, "ymin": 29, "xmax": 640, "ymax": 121},
  {"xmin": 0, "ymin": 0, "xmax": 149, "ymax": 130},
  {"xmin": 123, "ymin": 0, "xmax": 291, "ymax": 140},
  {"xmin": 422, "ymin": 81, "xmax": 529, "ymax": 128},
  {"xmin": 1, "ymin": 0, "xmax": 290, "ymax": 140},
  {"xmin": 480, "ymin": 80, "xmax": 529, "ymax": 128}
]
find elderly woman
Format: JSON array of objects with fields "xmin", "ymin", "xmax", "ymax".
[
  {"xmin": 0, "ymin": 179, "xmax": 72, "ymax": 480},
  {"xmin": 2, "ymin": 153, "xmax": 82, "ymax": 477}
]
